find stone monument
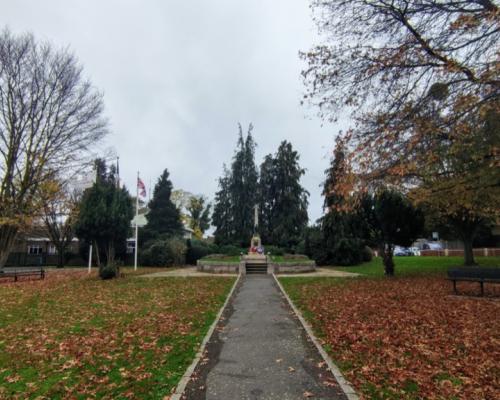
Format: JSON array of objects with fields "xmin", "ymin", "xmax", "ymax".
[{"xmin": 240, "ymin": 205, "xmax": 267, "ymax": 273}]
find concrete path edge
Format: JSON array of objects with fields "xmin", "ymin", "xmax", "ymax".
[
  {"xmin": 170, "ymin": 273, "xmax": 242, "ymax": 400},
  {"xmin": 273, "ymin": 274, "xmax": 359, "ymax": 400}
]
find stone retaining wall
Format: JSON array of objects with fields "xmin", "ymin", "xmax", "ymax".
[
  {"xmin": 269, "ymin": 263, "xmax": 316, "ymax": 274},
  {"xmin": 196, "ymin": 261, "xmax": 239, "ymax": 273},
  {"xmin": 197, "ymin": 259, "xmax": 316, "ymax": 274}
]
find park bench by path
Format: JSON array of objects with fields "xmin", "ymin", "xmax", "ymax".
[
  {"xmin": 447, "ymin": 267, "xmax": 500, "ymax": 296},
  {"xmin": 0, "ymin": 266, "xmax": 45, "ymax": 282}
]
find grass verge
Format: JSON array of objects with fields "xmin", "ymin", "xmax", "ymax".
[
  {"xmin": 0, "ymin": 269, "xmax": 235, "ymax": 399},
  {"xmin": 330, "ymin": 256, "xmax": 500, "ymax": 277}
]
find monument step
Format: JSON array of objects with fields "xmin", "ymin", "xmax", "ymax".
[{"xmin": 246, "ymin": 263, "xmax": 268, "ymax": 274}]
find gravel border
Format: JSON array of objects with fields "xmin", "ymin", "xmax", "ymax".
[
  {"xmin": 170, "ymin": 274, "xmax": 242, "ymax": 400},
  {"xmin": 273, "ymin": 274, "xmax": 360, "ymax": 400}
]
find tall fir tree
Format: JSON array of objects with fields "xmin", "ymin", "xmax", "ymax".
[
  {"xmin": 258, "ymin": 154, "xmax": 276, "ymax": 244},
  {"xmin": 213, "ymin": 124, "xmax": 258, "ymax": 246},
  {"xmin": 322, "ymin": 137, "xmax": 350, "ymax": 248},
  {"xmin": 320, "ymin": 137, "xmax": 371, "ymax": 265},
  {"xmin": 229, "ymin": 124, "xmax": 258, "ymax": 246},
  {"xmin": 212, "ymin": 165, "xmax": 233, "ymax": 244},
  {"xmin": 145, "ymin": 169, "xmax": 183, "ymax": 239},
  {"xmin": 268, "ymin": 141, "xmax": 309, "ymax": 248}
]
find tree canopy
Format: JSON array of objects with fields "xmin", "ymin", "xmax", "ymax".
[
  {"xmin": 362, "ymin": 190, "xmax": 424, "ymax": 276},
  {"xmin": 0, "ymin": 29, "xmax": 107, "ymax": 268},
  {"xmin": 186, "ymin": 196, "xmax": 211, "ymax": 239},
  {"xmin": 303, "ymin": 0, "xmax": 499, "ymax": 265}
]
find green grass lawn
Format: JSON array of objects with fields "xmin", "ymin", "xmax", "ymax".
[
  {"xmin": 269, "ymin": 255, "xmax": 314, "ymax": 264},
  {"xmin": 330, "ymin": 255, "xmax": 500, "ymax": 277},
  {"xmin": 198, "ymin": 255, "xmax": 241, "ymax": 264},
  {"xmin": 0, "ymin": 270, "xmax": 235, "ymax": 399}
]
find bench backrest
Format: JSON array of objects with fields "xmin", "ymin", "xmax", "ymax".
[
  {"xmin": 1, "ymin": 266, "xmax": 44, "ymax": 274},
  {"xmin": 447, "ymin": 267, "xmax": 500, "ymax": 279}
]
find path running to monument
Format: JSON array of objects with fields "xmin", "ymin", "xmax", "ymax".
[{"xmin": 199, "ymin": 276, "xmax": 347, "ymax": 400}]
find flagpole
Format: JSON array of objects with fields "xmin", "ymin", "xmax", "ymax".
[{"xmin": 134, "ymin": 171, "xmax": 139, "ymax": 271}]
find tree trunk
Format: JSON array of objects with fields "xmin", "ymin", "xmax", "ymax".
[
  {"xmin": 0, "ymin": 225, "xmax": 18, "ymax": 270},
  {"xmin": 94, "ymin": 241, "xmax": 101, "ymax": 269},
  {"xmin": 381, "ymin": 244, "xmax": 395, "ymax": 276},
  {"xmin": 463, "ymin": 237, "xmax": 476, "ymax": 266},
  {"xmin": 57, "ymin": 250, "xmax": 64, "ymax": 268},
  {"xmin": 106, "ymin": 241, "xmax": 115, "ymax": 266}
]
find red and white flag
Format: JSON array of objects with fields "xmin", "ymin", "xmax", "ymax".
[{"xmin": 137, "ymin": 177, "xmax": 146, "ymax": 197}]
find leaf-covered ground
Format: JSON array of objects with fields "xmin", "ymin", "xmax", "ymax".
[
  {"xmin": 0, "ymin": 269, "xmax": 235, "ymax": 399},
  {"xmin": 281, "ymin": 272, "xmax": 500, "ymax": 400}
]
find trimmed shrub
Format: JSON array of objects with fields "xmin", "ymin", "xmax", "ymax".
[
  {"xmin": 140, "ymin": 237, "xmax": 187, "ymax": 267},
  {"xmin": 186, "ymin": 239, "xmax": 211, "ymax": 265},
  {"xmin": 100, "ymin": 264, "xmax": 117, "ymax": 280}
]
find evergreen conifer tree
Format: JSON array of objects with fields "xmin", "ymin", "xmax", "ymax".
[
  {"xmin": 145, "ymin": 169, "xmax": 183, "ymax": 239},
  {"xmin": 212, "ymin": 165, "xmax": 233, "ymax": 244},
  {"xmin": 213, "ymin": 124, "xmax": 258, "ymax": 246},
  {"xmin": 268, "ymin": 141, "xmax": 308, "ymax": 248},
  {"xmin": 75, "ymin": 160, "xmax": 133, "ymax": 275},
  {"xmin": 229, "ymin": 124, "xmax": 258, "ymax": 246},
  {"xmin": 258, "ymin": 154, "xmax": 276, "ymax": 244},
  {"xmin": 320, "ymin": 137, "xmax": 365, "ymax": 265}
]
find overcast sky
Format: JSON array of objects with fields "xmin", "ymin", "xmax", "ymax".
[{"xmin": 1, "ymin": 0, "xmax": 348, "ymax": 225}]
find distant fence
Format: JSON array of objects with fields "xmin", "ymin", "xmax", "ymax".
[
  {"xmin": 420, "ymin": 248, "xmax": 500, "ymax": 257},
  {"xmin": 4, "ymin": 252, "xmax": 134, "ymax": 267}
]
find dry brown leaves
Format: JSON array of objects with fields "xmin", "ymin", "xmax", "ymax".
[{"xmin": 292, "ymin": 277, "xmax": 500, "ymax": 400}]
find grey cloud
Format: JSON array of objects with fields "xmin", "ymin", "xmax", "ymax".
[{"xmin": 0, "ymin": 0, "xmax": 350, "ymax": 225}]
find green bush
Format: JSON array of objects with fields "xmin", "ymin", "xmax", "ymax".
[
  {"xmin": 332, "ymin": 238, "xmax": 364, "ymax": 266},
  {"xmin": 304, "ymin": 226, "xmax": 330, "ymax": 265},
  {"xmin": 362, "ymin": 246, "xmax": 374, "ymax": 262},
  {"xmin": 99, "ymin": 264, "xmax": 117, "ymax": 279},
  {"xmin": 304, "ymin": 226, "xmax": 365, "ymax": 266},
  {"xmin": 219, "ymin": 245, "xmax": 244, "ymax": 256},
  {"xmin": 140, "ymin": 237, "xmax": 187, "ymax": 267},
  {"xmin": 186, "ymin": 239, "xmax": 211, "ymax": 265},
  {"xmin": 265, "ymin": 245, "xmax": 285, "ymax": 256},
  {"xmin": 293, "ymin": 240, "xmax": 306, "ymax": 255}
]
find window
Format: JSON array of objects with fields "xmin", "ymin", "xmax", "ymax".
[
  {"xmin": 28, "ymin": 245, "xmax": 43, "ymax": 255},
  {"xmin": 48, "ymin": 245, "xmax": 57, "ymax": 255},
  {"xmin": 126, "ymin": 241, "xmax": 136, "ymax": 254}
]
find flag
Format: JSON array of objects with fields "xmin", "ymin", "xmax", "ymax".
[{"xmin": 137, "ymin": 177, "xmax": 146, "ymax": 197}]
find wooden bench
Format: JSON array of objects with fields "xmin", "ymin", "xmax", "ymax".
[
  {"xmin": 447, "ymin": 267, "xmax": 500, "ymax": 296},
  {"xmin": 0, "ymin": 267, "xmax": 45, "ymax": 282}
]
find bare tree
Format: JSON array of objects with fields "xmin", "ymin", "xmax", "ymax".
[
  {"xmin": 42, "ymin": 182, "xmax": 81, "ymax": 268},
  {"xmin": 303, "ymin": 0, "xmax": 499, "ymax": 124},
  {"xmin": 0, "ymin": 29, "xmax": 107, "ymax": 268}
]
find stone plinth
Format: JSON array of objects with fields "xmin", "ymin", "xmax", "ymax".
[{"xmin": 242, "ymin": 254, "xmax": 267, "ymax": 263}]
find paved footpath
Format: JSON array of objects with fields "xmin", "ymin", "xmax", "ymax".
[{"xmin": 202, "ymin": 275, "xmax": 347, "ymax": 400}]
